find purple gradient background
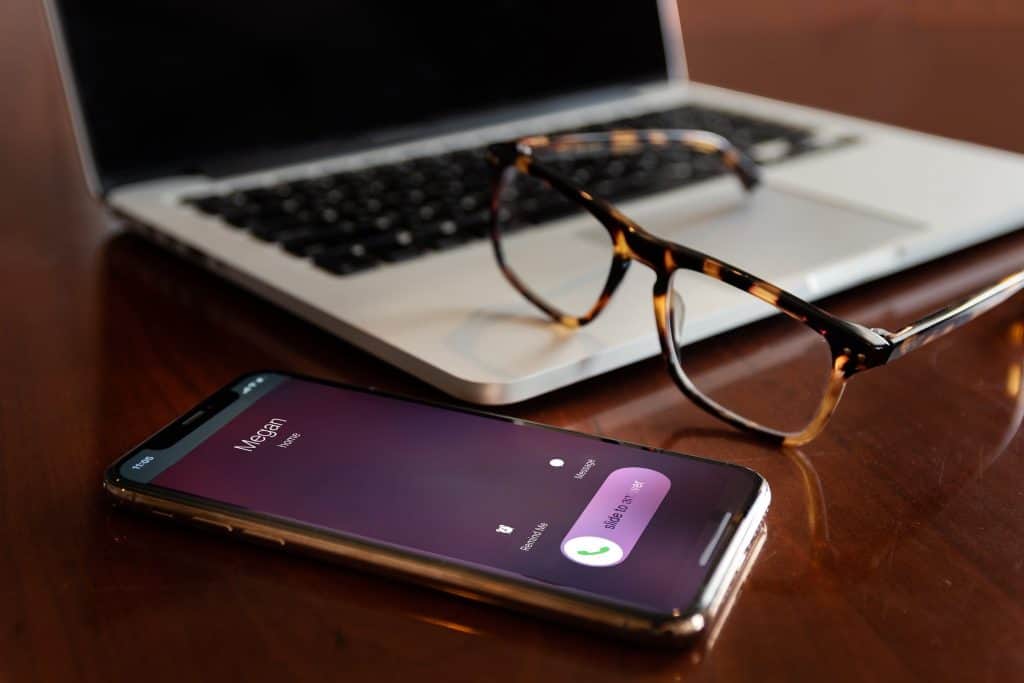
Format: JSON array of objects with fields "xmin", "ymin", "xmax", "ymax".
[{"xmin": 153, "ymin": 378, "xmax": 760, "ymax": 612}]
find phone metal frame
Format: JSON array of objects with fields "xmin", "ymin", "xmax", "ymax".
[{"xmin": 103, "ymin": 371, "xmax": 770, "ymax": 646}]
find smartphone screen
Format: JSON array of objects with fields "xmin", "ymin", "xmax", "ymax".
[{"xmin": 112, "ymin": 373, "xmax": 765, "ymax": 617}]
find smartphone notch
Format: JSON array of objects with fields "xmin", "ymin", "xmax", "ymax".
[{"xmin": 146, "ymin": 389, "xmax": 239, "ymax": 450}]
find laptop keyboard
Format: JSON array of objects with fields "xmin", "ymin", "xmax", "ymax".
[{"xmin": 183, "ymin": 104, "xmax": 831, "ymax": 276}]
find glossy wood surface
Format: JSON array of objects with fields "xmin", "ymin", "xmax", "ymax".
[{"xmin": 3, "ymin": 2, "xmax": 1024, "ymax": 680}]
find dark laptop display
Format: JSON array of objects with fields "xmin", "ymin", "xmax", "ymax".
[{"xmin": 51, "ymin": 1, "xmax": 667, "ymax": 190}]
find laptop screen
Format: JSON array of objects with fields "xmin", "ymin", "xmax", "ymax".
[{"xmin": 51, "ymin": 1, "xmax": 669, "ymax": 191}]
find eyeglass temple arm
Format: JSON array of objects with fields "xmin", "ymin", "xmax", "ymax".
[
  {"xmin": 879, "ymin": 270, "xmax": 1024, "ymax": 362},
  {"xmin": 673, "ymin": 130, "xmax": 762, "ymax": 191}
]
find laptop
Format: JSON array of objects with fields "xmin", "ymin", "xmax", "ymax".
[{"xmin": 46, "ymin": 1, "xmax": 1024, "ymax": 404}]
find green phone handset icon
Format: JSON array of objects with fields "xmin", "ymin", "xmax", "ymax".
[
  {"xmin": 564, "ymin": 536, "xmax": 624, "ymax": 566},
  {"xmin": 577, "ymin": 545, "xmax": 610, "ymax": 557}
]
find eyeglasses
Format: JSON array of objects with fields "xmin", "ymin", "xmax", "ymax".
[{"xmin": 484, "ymin": 130, "xmax": 1024, "ymax": 445}]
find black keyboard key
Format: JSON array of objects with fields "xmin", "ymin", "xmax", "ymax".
[
  {"xmin": 405, "ymin": 187, "xmax": 428, "ymax": 204},
  {"xmin": 372, "ymin": 210, "xmax": 411, "ymax": 232},
  {"xmin": 248, "ymin": 210, "xmax": 328, "ymax": 240},
  {"xmin": 662, "ymin": 161, "xmax": 694, "ymax": 183},
  {"xmin": 187, "ymin": 195, "xmax": 223, "ymax": 214},
  {"xmin": 318, "ymin": 187, "xmax": 350, "ymax": 205},
  {"xmin": 454, "ymin": 191, "xmax": 489, "ymax": 214},
  {"xmin": 727, "ymin": 127, "xmax": 757, "ymax": 148},
  {"xmin": 412, "ymin": 200, "xmax": 449, "ymax": 224},
  {"xmin": 316, "ymin": 206, "xmax": 343, "ymax": 224},
  {"xmin": 223, "ymin": 191, "xmax": 253, "ymax": 208},
  {"xmin": 454, "ymin": 209, "xmax": 492, "ymax": 236},
  {"xmin": 235, "ymin": 187, "xmax": 271, "ymax": 205},
  {"xmin": 312, "ymin": 249, "xmax": 376, "ymax": 276},
  {"xmin": 281, "ymin": 225, "xmax": 362, "ymax": 256},
  {"xmin": 362, "ymin": 229, "xmax": 416, "ymax": 254},
  {"xmin": 380, "ymin": 246, "xmax": 424, "ymax": 262},
  {"xmin": 414, "ymin": 219, "xmax": 476, "ymax": 249},
  {"xmin": 360, "ymin": 196, "xmax": 385, "ymax": 214},
  {"xmin": 279, "ymin": 196, "xmax": 308, "ymax": 215},
  {"xmin": 430, "ymin": 233, "xmax": 474, "ymax": 250},
  {"xmin": 423, "ymin": 178, "xmax": 462, "ymax": 198},
  {"xmin": 250, "ymin": 218, "xmax": 302, "ymax": 241},
  {"xmin": 328, "ymin": 198, "xmax": 364, "ymax": 219},
  {"xmin": 219, "ymin": 206, "xmax": 257, "ymax": 228}
]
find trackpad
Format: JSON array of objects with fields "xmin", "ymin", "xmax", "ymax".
[{"xmin": 625, "ymin": 181, "xmax": 923, "ymax": 284}]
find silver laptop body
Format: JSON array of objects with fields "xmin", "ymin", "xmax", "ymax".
[{"xmin": 47, "ymin": 0, "xmax": 1024, "ymax": 403}]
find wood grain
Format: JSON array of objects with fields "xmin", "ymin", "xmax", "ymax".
[{"xmin": 2, "ymin": 1, "xmax": 1023, "ymax": 680}]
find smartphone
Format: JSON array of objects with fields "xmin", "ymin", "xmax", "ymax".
[{"xmin": 104, "ymin": 371, "xmax": 769, "ymax": 646}]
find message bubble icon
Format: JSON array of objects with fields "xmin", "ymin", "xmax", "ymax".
[{"xmin": 562, "ymin": 536, "xmax": 624, "ymax": 567}]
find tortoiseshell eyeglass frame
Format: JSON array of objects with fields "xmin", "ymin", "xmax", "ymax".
[{"xmin": 485, "ymin": 129, "xmax": 1024, "ymax": 446}]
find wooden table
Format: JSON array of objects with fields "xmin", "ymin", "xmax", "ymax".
[{"xmin": 3, "ymin": 2, "xmax": 1023, "ymax": 680}]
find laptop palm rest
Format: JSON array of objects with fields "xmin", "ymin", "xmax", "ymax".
[{"xmin": 631, "ymin": 180, "xmax": 923, "ymax": 288}]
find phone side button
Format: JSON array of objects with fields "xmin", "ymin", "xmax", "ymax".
[
  {"xmin": 241, "ymin": 529, "xmax": 286, "ymax": 546},
  {"xmin": 151, "ymin": 510, "xmax": 174, "ymax": 519},
  {"xmin": 191, "ymin": 516, "xmax": 233, "ymax": 532}
]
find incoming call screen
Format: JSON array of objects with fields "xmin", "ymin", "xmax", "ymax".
[{"xmin": 123, "ymin": 375, "xmax": 762, "ymax": 613}]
